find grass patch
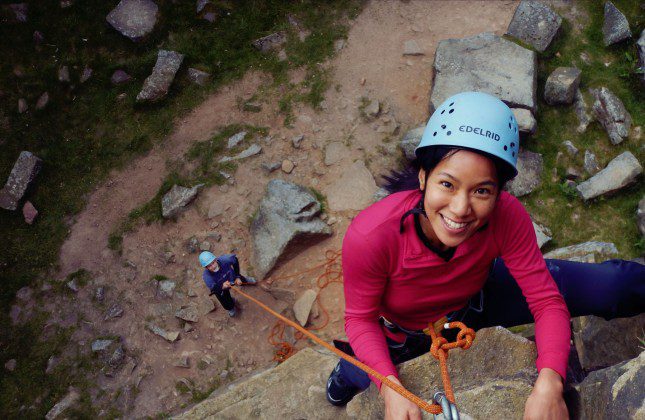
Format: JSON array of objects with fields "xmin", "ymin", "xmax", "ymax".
[
  {"xmin": 309, "ymin": 187, "xmax": 328, "ymax": 214},
  {"xmin": 151, "ymin": 274, "xmax": 169, "ymax": 282},
  {"xmin": 518, "ymin": 0, "xmax": 644, "ymax": 257}
]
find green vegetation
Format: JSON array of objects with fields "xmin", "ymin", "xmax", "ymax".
[
  {"xmin": 0, "ymin": 1, "xmax": 364, "ymax": 416},
  {"xmin": 520, "ymin": 0, "xmax": 644, "ymax": 257},
  {"xmin": 151, "ymin": 274, "xmax": 169, "ymax": 282}
]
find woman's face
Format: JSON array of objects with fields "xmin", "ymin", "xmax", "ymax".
[{"xmin": 418, "ymin": 150, "xmax": 499, "ymax": 250}]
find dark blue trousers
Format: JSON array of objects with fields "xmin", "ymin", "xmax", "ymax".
[{"xmin": 336, "ymin": 258, "xmax": 645, "ymax": 390}]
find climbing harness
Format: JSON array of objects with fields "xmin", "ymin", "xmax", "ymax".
[{"xmin": 228, "ymin": 250, "xmax": 476, "ymax": 417}]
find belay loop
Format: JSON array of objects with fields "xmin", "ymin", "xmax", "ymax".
[{"xmin": 425, "ymin": 320, "xmax": 476, "ymax": 420}]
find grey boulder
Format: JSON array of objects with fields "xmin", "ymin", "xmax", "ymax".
[
  {"xmin": 45, "ymin": 387, "xmax": 80, "ymax": 420},
  {"xmin": 505, "ymin": 149, "xmax": 543, "ymax": 197},
  {"xmin": 187, "ymin": 68, "xmax": 210, "ymax": 86},
  {"xmin": 543, "ymin": 241, "xmax": 618, "ymax": 263},
  {"xmin": 638, "ymin": 196, "xmax": 645, "ymax": 237},
  {"xmin": 400, "ymin": 125, "xmax": 424, "ymax": 161},
  {"xmin": 544, "ymin": 67, "xmax": 581, "ymax": 105},
  {"xmin": 573, "ymin": 89, "xmax": 592, "ymax": 133},
  {"xmin": 107, "ymin": 0, "xmax": 158, "ymax": 41},
  {"xmin": 136, "ymin": 50, "xmax": 184, "ymax": 103},
  {"xmin": 218, "ymin": 144, "xmax": 261, "ymax": 163},
  {"xmin": 161, "ymin": 184, "xmax": 202, "ymax": 218},
  {"xmin": 506, "ymin": 0, "xmax": 562, "ymax": 52},
  {"xmin": 573, "ymin": 314, "xmax": 645, "ymax": 372},
  {"xmin": 583, "ymin": 150, "xmax": 600, "ymax": 175},
  {"xmin": 251, "ymin": 32, "xmax": 286, "ymax": 53},
  {"xmin": 638, "ymin": 30, "xmax": 645, "ymax": 85},
  {"xmin": 576, "ymin": 151, "xmax": 642, "ymax": 201},
  {"xmin": 431, "ymin": 32, "xmax": 537, "ymax": 114},
  {"xmin": 602, "ymin": 1, "xmax": 631, "ymax": 46},
  {"xmin": 590, "ymin": 87, "xmax": 631, "ymax": 145},
  {"xmin": 325, "ymin": 160, "xmax": 378, "ymax": 211},
  {"xmin": 512, "ymin": 108, "xmax": 537, "ymax": 135},
  {"xmin": 251, "ymin": 180, "xmax": 332, "ymax": 279},
  {"xmin": 573, "ymin": 351, "xmax": 645, "ymax": 419},
  {"xmin": 0, "ymin": 151, "xmax": 42, "ymax": 211},
  {"xmin": 532, "ymin": 221, "xmax": 552, "ymax": 249}
]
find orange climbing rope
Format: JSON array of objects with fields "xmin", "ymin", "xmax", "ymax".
[{"xmin": 231, "ymin": 250, "xmax": 476, "ymax": 415}]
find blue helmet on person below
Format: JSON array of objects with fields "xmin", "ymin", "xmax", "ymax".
[
  {"xmin": 415, "ymin": 91, "xmax": 520, "ymax": 178},
  {"xmin": 199, "ymin": 251, "xmax": 217, "ymax": 267}
]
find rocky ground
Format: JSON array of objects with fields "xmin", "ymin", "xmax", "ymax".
[{"xmin": 4, "ymin": 0, "xmax": 644, "ymax": 418}]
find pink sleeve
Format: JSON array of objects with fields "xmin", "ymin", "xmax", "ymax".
[
  {"xmin": 496, "ymin": 197, "xmax": 571, "ymax": 379},
  {"xmin": 342, "ymin": 226, "xmax": 397, "ymax": 389}
]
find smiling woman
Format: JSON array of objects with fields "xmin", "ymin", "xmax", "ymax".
[{"xmin": 324, "ymin": 92, "xmax": 645, "ymax": 419}]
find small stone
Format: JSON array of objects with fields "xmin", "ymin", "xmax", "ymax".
[
  {"xmin": 58, "ymin": 66, "xmax": 70, "ymax": 83},
  {"xmin": 292, "ymin": 134, "xmax": 304, "ymax": 149},
  {"xmin": 104, "ymin": 304, "xmax": 124, "ymax": 320},
  {"xmin": 251, "ymin": 31, "xmax": 287, "ymax": 53},
  {"xmin": 562, "ymin": 140, "xmax": 578, "ymax": 156},
  {"xmin": 5, "ymin": 359, "xmax": 16, "ymax": 371},
  {"xmin": 146, "ymin": 323, "xmax": 180, "ymax": 342},
  {"xmin": 403, "ymin": 40, "xmax": 423, "ymax": 56},
  {"xmin": 175, "ymin": 306, "xmax": 199, "ymax": 323},
  {"xmin": 46, "ymin": 356, "xmax": 58, "ymax": 374},
  {"xmin": 173, "ymin": 356, "xmax": 190, "ymax": 368},
  {"xmin": 334, "ymin": 39, "xmax": 345, "ymax": 52},
  {"xmin": 187, "ymin": 68, "xmax": 210, "ymax": 86},
  {"xmin": 281, "ymin": 160, "xmax": 295, "ymax": 174},
  {"xmin": 584, "ymin": 150, "xmax": 600, "ymax": 175},
  {"xmin": 532, "ymin": 222, "xmax": 552, "ymax": 249},
  {"xmin": 66, "ymin": 279, "xmax": 79, "ymax": 292},
  {"xmin": 544, "ymin": 67, "xmax": 582, "ymax": 105},
  {"xmin": 111, "ymin": 70, "xmax": 132, "ymax": 85},
  {"xmin": 261, "ymin": 162, "xmax": 281, "ymax": 173},
  {"xmin": 91, "ymin": 339, "xmax": 113, "ymax": 352},
  {"xmin": 242, "ymin": 101, "xmax": 262, "ymax": 112},
  {"xmin": 35, "ymin": 92, "xmax": 49, "ymax": 110},
  {"xmin": 33, "ymin": 30, "xmax": 44, "ymax": 44},
  {"xmin": 45, "ymin": 388, "xmax": 80, "ymax": 420},
  {"xmin": 363, "ymin": 99, "xmax": 380, "ymax": 119},
  {"xmin": 220, "ymin": 369, "xmax": 229, "ymax": 379},
  {"xmin": 107, "ymin": 0, "xmax": 159, "ymax": 41},
  {"xmin": 200, "ymin": 241, "xmax": 211, "ymax": 251},
  {"xmin": 183, "ymin": 323, "xmax": 194, "ymax": 333},
  {"xmin": 565, "ymin": 167, "xmax": 582, "ymax": 180},
  {"xmin": 108, "ymin": 345, "xmax": 126, "ymax": 368},
  {"xmin": 60, "ymin": 0, "xmax": 73, "ymax": 8},
  {"xmin": 95, "ymin": 287, "xmax": 105, "ymax": 302},
  {"xmin": 157, "ymin": 280, "xmax": 176, "ymax": 298},
  {"xmin": 186, "ymin": 236, "xmax": 199, "ymax": 253},
  {"xmin": 79, "ymin": 66, "xmax": 92, "ymax": 83},
  {"xmin": 18, "ymin": 98, "xmax": 27, "ymax": 114},
  {"xmin": 293, "ymin": 289, "xmax": 317, "ymax": 326},
  {"xmin": 22, "ymin": 201, "xmax": 38, "ymax": 224},
  {"xmin": 227, "ymin": 131, "xmax": 246, "ymax": 149}
]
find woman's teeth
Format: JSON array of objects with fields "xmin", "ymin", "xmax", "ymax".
[{"xmin": 442, "ymin": 215, "xmax": 468, "ymax": 229}]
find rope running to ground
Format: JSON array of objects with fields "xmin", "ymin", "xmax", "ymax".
[{"xmin": 232, "ymin": 249, "xmax": 476, "ymax": 415}]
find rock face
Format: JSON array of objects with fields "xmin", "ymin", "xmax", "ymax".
[
  {"xmin": 0, "ymin": 151, "xmax": 42, "ymax": 211},
  {"xmin": 576, "ymin": 151, "xmax": 642, "ymax": 201},
  {"xmin": 602, "ymin": 1, "xmax": 631, "ymax": 46},
  {"xmin": 400, "ymin": 125, "xmax": 424, "ymax": 161},
  {"xmin": 544, "ymin": 67, "xmax": 581, "ymax": 105},
  {"xmin": 325, "ymin": 160, "xmax": 378, "ymax": 211},
  {"xmin": 106, "ymin": 0, "xmax": 158, "ymax": 41},
  {"xmin": 505, "ymin": 149, "xmax": 543, "ymax": 197},
  {"xmin": 175, "ymin": 348, "xmax": 341, "ymax": 419},
  {"xmin": 348, "ymin": 327, "xmax": 537, "ymax": 419},
  {"xmin": 136, "ymin": 50, "xmax": 184, "ymax": 103},
  {"xmin": 251, "ymin": 180, "xmax": 332, "ymax": 279},
  {"xmin": 574, "ymin": 351, "xmax": 645, "ymax": 419},
  {"xmin": 506, "ymin": 0, "xmax": 562, "ymax": 52},
  {"xmin": 161, "ymin": 184, "xmax": 202, "ymax": 219},
  {"xmin": 431, "ymin": 32, "xmax": 537, "ymax": 114},
  {"xmin": 543, "ymin": 241, "xmax": 618, "ymax": 263},
  {"xmin": 590, "ymin": 87, "xmax": 631, "ymax": 145},
  {"xmin": 573, "ymin": 314, "xmax": 645, "ymax": 371}
]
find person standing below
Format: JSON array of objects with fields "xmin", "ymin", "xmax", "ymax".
[{"xmin": 199, "ymin": 251, "xmax": 256, "ymax": 317}]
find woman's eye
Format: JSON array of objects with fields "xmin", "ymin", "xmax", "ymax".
[
  {"xmin": 440, "ymin": 181, "xmax": 452, "ymax": 189},
  {"xmin": 475, "ymin": 188, "xmax": 491, "ymax": 195}
]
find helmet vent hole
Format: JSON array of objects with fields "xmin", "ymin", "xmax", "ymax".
[
  {"xmin": 433, "ymin": 131, "xmax": 437, "ymax": 136},
  {"xmin": 448, "ymin": 109, "xmax": 454, "ymax": 114},
  {"xmin": 449, "ymin": 102, "xmax": 454, "ymax": 106},
  {"xmin": 508, "ymin": 123, "xmax": 511, "ymax": 129},
  {"xmin": 515, "ymin": 127, "xmax": 517, "ymax": 133},
  {"xmin": 512, "ymin": 152, "xmax": 515, "ymax": 157},
  {"xmin": 510, "ymin": 142, "xmax": 515, "ymax": 147},
  {"xmin": 447, "ymin": 131, "xmax": 452, "ymax": 136},
  {"xmin": 503, "ymin": 145, "xmax": 508, "ymax": 151},
  {"xmin": 441, "ymin": 124, "xmax": 446, "ymax": 129},
  {"xmin": 441, "ymin": 110, "xmax": 445, "ymax": 115}
]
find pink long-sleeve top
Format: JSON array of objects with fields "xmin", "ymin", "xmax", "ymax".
[{"xmin": 343, "ymin": 190, "xmax": 570, "ymax": 388}]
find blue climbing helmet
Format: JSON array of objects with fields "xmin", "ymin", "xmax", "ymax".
[
  {"xmin": 199, "ymin": 251, "xmax": 217, "ymax": 268},
  {"xmin": 416, "ymin": 91, "xmax": 519, "ymax": 177}
]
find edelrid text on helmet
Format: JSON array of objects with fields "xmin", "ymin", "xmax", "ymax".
[{"xmin": 416, "ymin": 91, "xmax": 519, "ymax": 177}]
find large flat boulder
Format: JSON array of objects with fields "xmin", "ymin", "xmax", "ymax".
[
  {"xmin": 543, "ymin": 241, "xmax": 618, "ymax": 263},
  {"xmin": 0, "ymin": 151, "xmax": 42, "ymax": 211},
  {"xmin": 107, "ymin": 0, "xmax": 158, "ymax": 41},
  {"xmin": 576, "ymin": 151, "xmax": 642, "ymax": 201},
  {"xmin": 431, "ymin": 32, "xmax": 537, "ymax": 114},
  {"xmin": 174, "ymin": 348, "xmax": 345, "ymax": 420},
  {"xmin": 251, "ymin": 180, "xmax": 332, "ymax": 280},
  {"xmin": 347, "ymin": 327, "xmax": 538, "ymax": 419},
  {"xmin": 325, "ymin": 160, "xmax": 378, "ymax": 211},
  {"xmin": 506, "ymin": 0, "xmax": 562, "ymax": 52},
  {"xmin": 136, "ymin": 50, "xmax": 184, "ymax": 103}
]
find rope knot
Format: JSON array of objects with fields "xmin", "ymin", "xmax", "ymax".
[
  {"xmin": 430, "ymin": 336, "xmax": 448, "ymax": 359},
  {"xmin": 456, "ymin": 327, "xmax": 476, "ymax": 350}
]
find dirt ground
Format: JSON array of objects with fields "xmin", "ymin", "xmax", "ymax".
[{"xmin": 48, "ymin": 1, "xmax": 520, "ymax": 416}]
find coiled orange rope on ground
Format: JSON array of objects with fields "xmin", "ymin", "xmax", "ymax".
[{"xmin": 232, "ymin": 250, "xmax": 476, "ymax": 415}]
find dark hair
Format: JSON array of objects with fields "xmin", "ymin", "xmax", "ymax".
[{"xmin": 383, "ymin": 146, "xmax": 514, "ymax": 194}]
